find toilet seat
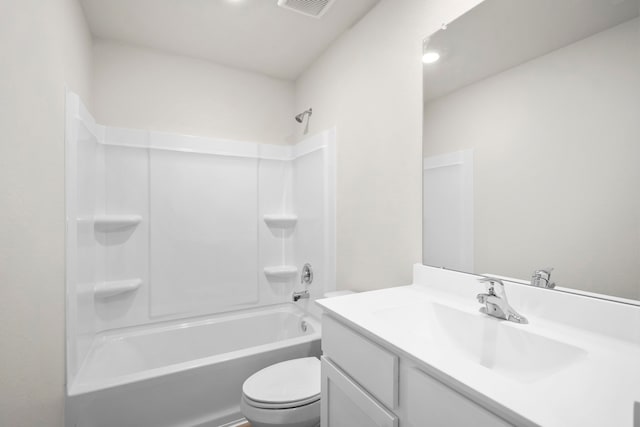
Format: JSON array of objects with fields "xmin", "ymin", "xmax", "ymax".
[
  {"xmin": 243, "ymin": 393, "xmax": 319, "ymax": 410},
  {"xmin": 242, "ymin": 357, "xmax": 321, "ymax": 410},
  {"xmin": 240, "ymin": 395, "xmax": 320, "ymax": 427}
]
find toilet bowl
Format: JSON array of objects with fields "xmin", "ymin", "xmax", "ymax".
[{"xmin": 240, "ymin": 357, "xmax": 321, "ymax": 427}]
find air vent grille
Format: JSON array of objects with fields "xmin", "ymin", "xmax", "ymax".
[{"xmin": 277, "ymin": 0, "xmax": 337, "ymax": 18}]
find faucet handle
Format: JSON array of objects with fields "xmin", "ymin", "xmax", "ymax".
[
  {"xmin": 478, "ymin": 276, "xmax": 503, "ymax": 284},
  {"xmin": 478, "ymin": 276, "xmax": 504, "ymax": 296},
  {"xmin": 301, "ymin": 263, "xmax": 313, "ymax": 285}
]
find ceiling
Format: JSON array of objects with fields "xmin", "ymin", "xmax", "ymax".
[
  {"xmin": 423, "ymin": 0, "xmax": 640, "ymax": 101},
  {"xmin": 79, "ymin": 0, "xmax": 380, "ymax": 81}
]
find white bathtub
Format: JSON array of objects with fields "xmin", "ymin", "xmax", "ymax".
[{"xmin": 66, "ymin": 303, "xmax": 321, "ymax": 427}]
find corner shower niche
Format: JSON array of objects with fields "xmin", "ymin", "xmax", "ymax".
[
  {"xmin": 263, "ymin": 213, "xmax": 299, "ymax": 280},
  {"xmin": 91, "ymin": 214, "xmax": 143, "ymax": 299},
  {"xmin": 65, "ymin": 92, "xmax": 335, "ymax": 388}
]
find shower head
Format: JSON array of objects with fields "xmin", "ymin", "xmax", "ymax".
[{"xmin": 295, "ymin": 108, "xmax": 313, "ymax": 123}]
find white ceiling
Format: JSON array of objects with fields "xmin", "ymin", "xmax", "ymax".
[
  {"xmin": 423, "ymin": 0, "xmax": 640, "ymax": 101},
  {"xmin": 79, "ymin": 0, "xmax": 380, "ymax": 80}
]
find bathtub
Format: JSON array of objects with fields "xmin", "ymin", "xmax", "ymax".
[{"xmin": 66, "ymin": 303, "xmax": 321, "ymax": 427}]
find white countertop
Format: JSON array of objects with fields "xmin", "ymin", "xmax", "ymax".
[{"xmin": 316, "ymin": 266, "xmax": 640, "ymax": 427}]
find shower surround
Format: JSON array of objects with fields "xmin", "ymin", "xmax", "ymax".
[{"xmin": 64, "ymin": 92, "xmax": 335, "ymax": 426}]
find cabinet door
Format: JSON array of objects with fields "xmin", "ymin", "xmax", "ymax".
[
  {"xmin": 322, "ymin": 315, "xmax": 398, "ymax": 409},
  {"xmin": 405, "ymin": 368, "xmax": 512, "ymax": 427},
  {"xmin": 321, "ymin": 357, "xmax": 398, "ymax": 427}
]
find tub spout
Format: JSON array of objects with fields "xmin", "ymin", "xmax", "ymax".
[{"xmin": 292, "ymin": 290, "xmax": 310, "ymax": 302}]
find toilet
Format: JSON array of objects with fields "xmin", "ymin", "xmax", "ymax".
[
  {"xmin": 240, "ymin": 357, "xmax": 321, "ymax": 427},
  {"xmin": 241, "ymin": 292, "xmax": 355, "ymax": 426}
]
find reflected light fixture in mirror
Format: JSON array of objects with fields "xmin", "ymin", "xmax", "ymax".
[{"xmin": 422, "ymin": 51, "xmax": 441, "ymax": 64}]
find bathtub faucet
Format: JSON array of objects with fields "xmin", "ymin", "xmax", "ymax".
[{"xmin": 292, "ymin": 290, "xmax": 310, "ymax": 302}]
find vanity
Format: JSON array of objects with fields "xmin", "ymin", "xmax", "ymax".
[{"xmin": 316, "ymin": 265, "xmax": 640, "ymax": 427}]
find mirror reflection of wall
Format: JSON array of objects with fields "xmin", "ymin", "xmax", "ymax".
[{"xmin": 422, "ymin": 0, "xmax": 640, "ymax": 302}]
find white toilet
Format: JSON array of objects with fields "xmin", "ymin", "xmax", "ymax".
[{"xmin": 241, "ymin": 357, "xmax": 321, "ymax": 427}]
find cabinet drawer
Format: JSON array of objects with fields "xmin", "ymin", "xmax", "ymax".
[
  {"xmin": 322, "ymin": 315, "xmax": 398, "ymax": 408},
  {"xmin": 321, "ymin": 357, "xmax": 398, "ymax": 427},
  {"xmin": 405, "ymin": 367, "xmax": 512, "ymax": 427}
]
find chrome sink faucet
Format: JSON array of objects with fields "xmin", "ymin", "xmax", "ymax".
[
  {"xmin": 477, "ymin": 277, "xmax": 527, "ymax": 324},
  {"xmin": 531, "ymin": 267, "xmax": 555, "ymax": 289}
]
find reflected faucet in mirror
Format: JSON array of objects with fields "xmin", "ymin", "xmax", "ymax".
[{"xmin": 531, "ymin": 268, "xmax": 555, "ymax": 289}]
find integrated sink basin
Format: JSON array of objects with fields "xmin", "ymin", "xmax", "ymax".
[
  {"xmin": 376, "ymin": 302, "xmax": 587, "ymax": 383},
  {"xmin": 431, "ymin": 303, "xmax": 588, "ymax": 382}
]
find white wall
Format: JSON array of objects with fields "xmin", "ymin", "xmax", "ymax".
[
  {"xmin": 294, "ymin": 0, "xmax": 482, "ymax": 291},
  {"xmin": 423, "ymin": 18, "xmax": 640, "ymax": 299},
  {"xmin": 92, "ymin": 40, "xmax": 296, "ymax": 145},
  {"xmin": 0, "ymin": 0, "xmax": 93, "ymax": 425}
]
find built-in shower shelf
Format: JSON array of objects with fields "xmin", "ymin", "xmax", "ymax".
[
  {"xmin": 94, "ymin": 279, "xmax": 142, "ymax": 299},
  {"xmin": 264, "ymin": 266, "xmax": 298, "ymax": 280},
  {"xmin": 92, "ymin": 215, "xmax": 142, "ymax": 232},
  {"xmin": 263, "ymin": 214, "xmax": 298, "ymax": 228}
]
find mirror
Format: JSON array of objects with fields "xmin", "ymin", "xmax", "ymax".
[{"xmin": 422, "ymin": 0, "xmax": 640, "ymax": 303}]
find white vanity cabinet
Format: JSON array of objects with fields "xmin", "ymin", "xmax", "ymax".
[
  {"xmin": 321, "ymin": 357, "xmax": 398, "ymax": 427},
  {"xmin": 403, "ymin": 367, "xmax": 513, "ymax": 427},
  {"xmin": 321, "ymin": 314, "xmax": 516, "ymax": 427}
]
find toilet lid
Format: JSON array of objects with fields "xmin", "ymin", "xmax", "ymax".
[{"xmin": 243, "ymin": 357, "xmax": 320, "ymax": 408}]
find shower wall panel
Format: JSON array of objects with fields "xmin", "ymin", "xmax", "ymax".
[
  {"xmin": 258, "ymin": 158, "xmax": 296, "ymax": 303},
  {"xmin": 67, "ymin": 92, "xmax": 336, "ymax": 384},
  {"xmin": 291, "ymin": 129, "xmax": 336, "ymax": 318},
  {"xmin": 66, "ymin": 93, "xmax": 106, "ymax": 383},
  {"xmin": 94, "ymin": 141, "xmax": 150, "ymax": 332},
  {"xmin": 149, "ymin": 149, "xmax": 259, "ymax": 317}
]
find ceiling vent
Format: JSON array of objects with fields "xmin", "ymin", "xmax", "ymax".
[{"xmin": 277, "ymin": 0, "xmax": 338, "ymax": 18}]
